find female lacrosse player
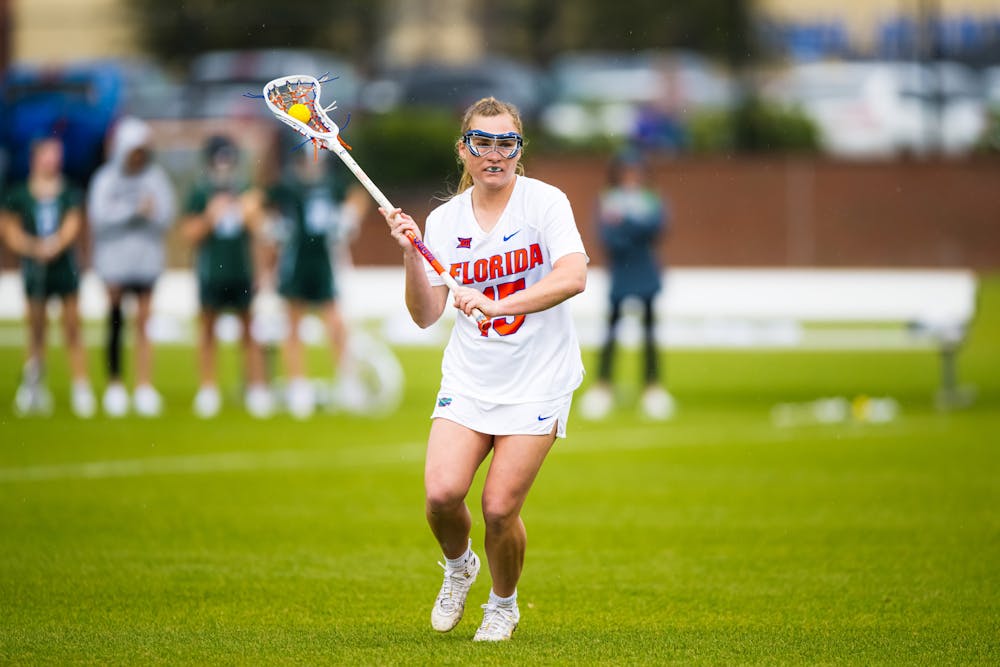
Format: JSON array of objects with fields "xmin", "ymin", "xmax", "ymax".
[
  {"xmin": 379, "ymin": 97, "xmax": 588, "ymax": 642},
  {"xmin": 181, "ymin": 135, "xmax": 272, "ymax": 419},
  {"xmin": 266, "ymin": 148, "xmax": 367, "ymax": 418},
  {"xmin": 579, "ymin": 149, "xmax": 675, "ymax": 421},
  {"xmin": 1, "ymin": 136, "xmax": 95, "ymax": 417},
  {"xmin": 88, "ymin": 117, "xmax": 175, "ymax": 417}
]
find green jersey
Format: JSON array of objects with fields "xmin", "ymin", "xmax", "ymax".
[
  {"xmin": 185, "ymin": 181, "xmax": 254, "ymax": 287},
  {"xmin": 1, "ymin": 182, "xmax": 82, "ymax": 298},
  {"xmin": 268, "ymin": 173, "xmax": 348, "ymax": 303}
]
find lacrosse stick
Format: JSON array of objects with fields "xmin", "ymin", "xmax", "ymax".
[{"xmin": 260, "ymin": 74, "xmax": 490, "ymax": 333}]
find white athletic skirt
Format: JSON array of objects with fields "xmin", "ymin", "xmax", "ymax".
[{"xmin": 430, "ymin": 390, "xmax": 574, "ymax": 439}]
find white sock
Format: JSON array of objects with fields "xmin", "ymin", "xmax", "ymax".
[
  {"xmin": 445, "ymin": 542, "xmax": 472, "ymax": 570},
  {"xmin": 489, "ymin": 589, "xmax": 517, "ymax": 607}
]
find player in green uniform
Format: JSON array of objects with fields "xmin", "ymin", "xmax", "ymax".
[
  {"xmin": 0, "ymin": 137, "xmax": 95, "ymax": 417},
  {"xmin": 181, "ymin": 135, "xmax": 272, "ymax": 418},
  {"xmin": 266, "ymin": 150, "xmax": 365, "ymax": 418}
]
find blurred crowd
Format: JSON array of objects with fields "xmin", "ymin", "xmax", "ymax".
[{"xmin": 1, "ymin": 115, "xmax": 369, "ymax": 420}]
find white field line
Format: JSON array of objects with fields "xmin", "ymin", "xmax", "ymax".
[{"xmin": 0, "ymin": 421, "xmax": 911, "ymax": 484}]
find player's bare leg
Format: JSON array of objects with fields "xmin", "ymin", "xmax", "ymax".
[
  {"xmin": 426, "ymin": 419, "xmax": 492, "ymax": 556},
  {"xmin": 239, "ymin": 309, "xmax": 272, "ymax": 418},
  {"xmin": 132, "ymin": 291, "xmax": 161, "ymax": 416},
  {"xmin": 26, "ymin": 299, "xmax": 47, "ymax": 372},
  {"xmin": 321, "ymin": 300, "xmax": 361, "ymax": 410},
  {"xmin": 283, "ymin": 301, "xmax": 307, "ymax": 380},
  {"xmin": 482, "ymin": 429, "xmax": 556, "ymax": 595},
  {"xmin": 197, "ymin": 309, "xmax": 218, "ymax": 386},
  {"xmin": 425, "ymin": 418, "xmax": 492, "ymax": 631},
  {"xmin": 474, "ymin": 428, "xmax": 556, "ymax": 641},
  {"xmin": 193, "ymin": 309, "xmax": 221, "ymax": 418},
  {"xmin": 320, "ymin": 300, "xmax": 348, "ymax": 372},
  {"xmin": 282, "ymin": 301, "xmax": 314, "ymax": 417},
  {"xmin": 15, "ymin": 299, "xmax": 51, "ymax": 415},
  {"xmin": 61, "ymin": 294, "xmax": 95, "ymax": 417}
]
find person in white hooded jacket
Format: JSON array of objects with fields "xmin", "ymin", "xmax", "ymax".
[{"xmin": 87, "ymin": 117, "xmax": 176, "ymax": 417}]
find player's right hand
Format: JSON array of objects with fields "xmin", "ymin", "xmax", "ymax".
[{"xmin": 379, "ymin": 207, "xmax": 421, "ymax": 250}]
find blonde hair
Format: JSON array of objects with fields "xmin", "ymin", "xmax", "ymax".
[{"xmin": 456, "ymin": 97, "xmax": 525, "ymax": 193}]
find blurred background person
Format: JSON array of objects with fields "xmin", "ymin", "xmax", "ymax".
[
  {"xmin": 181, "ymin": 135, "xmax": 273, "ymax": 419},
  {"xmin": 265, "ymin": 149, "xmax": 366, "ymax": 419},
  {"xmin": 1, "ymin": 136, "xmax": 95, "ymax": 418},
  {"xmin": 87, "ymin": 117, "xmax": 175, "ymax": 417},
  {"xmin": 580, "ymin": 149, "xmax": 674, "ymax": 421}
]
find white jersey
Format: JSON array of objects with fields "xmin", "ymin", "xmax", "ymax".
[{"xmin": 423, "ymin": 176, "xmax": 588, "ymax": 404}]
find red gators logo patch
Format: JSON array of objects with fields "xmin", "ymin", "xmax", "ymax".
[{"xmin": 456, "ymin": 237, "xmax": 472, "ymax": 249}]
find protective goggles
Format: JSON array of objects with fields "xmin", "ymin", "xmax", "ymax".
[{"xmin": 462, "ymin": 130, "xmax": 523, "ymax": 159}]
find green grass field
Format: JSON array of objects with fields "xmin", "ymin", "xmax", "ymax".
[{"xmin": 1, "ymin": 279, "xmax": 998, "ymax": 665}]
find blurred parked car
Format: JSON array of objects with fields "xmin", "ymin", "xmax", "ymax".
[
  {"xmin": 1, "ymin": 61, "xmax": 119, "ymax": 186},
  {"xmin": 185, "ymin": 49, "xmax": 363, "ymax": 119},
  {"xmin": 362, "ymin": 57, "xmax": 543, "ymax": 118},
  {"xmin": 0, "ymin": 59, "xmax": 184, "ymax": 187},
  {"xmin": 540, "ymin": 50, "xmax": 735, "ymax": 144},
  {"xmin": 983, "ymin": 65, "xmax": 1000, "ymax": 110},
  {"xmin": 763, "ymin": 61, "xmax": 986, "ymax": 158}
]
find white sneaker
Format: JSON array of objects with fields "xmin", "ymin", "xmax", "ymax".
[
  {"xmin": 71, "ymin": 382, "xmax": 96, "ymax": 419},
  {"xmin": 287, "ymin": 379, "xmax": 315, "ymax": 420},
  {"xmin": 579, "ymin": 384, "xmax": 613, "ymax": 420},
  {"xmin": 244, "ymin": 384, "xmax": 274, "ymax": 419},
  {"xmin": 193, "ymin": 385, "xmax": 222, "ymax": 419},
  {"xmin": 103, "ymin": 383, "xmax": 129, "ymax": 418},
  {"xmin": 641, "ymin": 386, "xmax": 676, "ymax": 421},
  {"xmin": 14, "ymin": 382, "xmax": 35, "ymax": 416},
  {"xmin": 14, "ymin": 383, "xmax": 52, "ymax": 416},
  {"xmin": 133, "ymin": 384, "xmax": 163, "ymax": 417},
  {"xmin": 473, "ymin": 600, "xmax": 520, "ymax": 642},
  {"xmin": 431, "ymin": 548, "xmax": 480, "ymax": 632}
]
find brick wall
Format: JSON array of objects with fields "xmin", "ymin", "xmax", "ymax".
[{"xmin": 351, "ymin": 156, "xmax": 1000, "ymax": 270}]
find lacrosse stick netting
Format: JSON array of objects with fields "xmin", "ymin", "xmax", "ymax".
[{"xmin": 261, "ymin": 74, "xmax": 490, "ymax": 332}]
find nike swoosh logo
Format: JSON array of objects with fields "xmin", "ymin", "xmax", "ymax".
[
  {"xmin": 537, "ymin": 415, "xmax": 553, "ymax": 421},
  {"xmin": 503, "ymin": 230, "xmax": 521, "ymax": 242}
]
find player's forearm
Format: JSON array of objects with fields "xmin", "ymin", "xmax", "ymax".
[
  {"xmin": 494, "ymin": 253, "xmax": 587, "ymax": 316},
  {"xmin": 180, "ymin": 215, "xmax": 212, "ymax": 245},
  {"xmin": 403, "ymin": 247, "xmax": 446, "ymax": 328},
  {"xmin": 49, "ymin": 210, "xmax": 83, "ymax": 254},
  {"xmin": 1, "ymin": 219, "xmax": 37, "ymax": 257}
]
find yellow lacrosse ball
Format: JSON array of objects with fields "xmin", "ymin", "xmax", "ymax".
[{"xmin": 288, "ymin": 103, "xmax": 311, "ymax": 123}]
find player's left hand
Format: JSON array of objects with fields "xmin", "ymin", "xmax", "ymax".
[
  {"xmin": 452, "ymin": 286, "xmax": 496, "ymax": 319},
  {"xmin": 35, "ymin": 238, "xmax": 61, "ymax": 262}
]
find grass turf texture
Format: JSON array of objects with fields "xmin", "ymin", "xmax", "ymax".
[{"xmin": 1, "ymin": 278, "xmax": 998, "ymax": 664}]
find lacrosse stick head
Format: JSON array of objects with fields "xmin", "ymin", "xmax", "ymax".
[{"xmin": 263, "ymin": 75, "xmax": 345, "ymax": 150}]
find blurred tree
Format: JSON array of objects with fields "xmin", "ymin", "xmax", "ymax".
[
  {"xmin": 482, "ymin": 0, "xmax": 756, "ymax": 68},
  {"xmin": 125, "ymin": 0, "xmax": 383, "ymax": 70}
]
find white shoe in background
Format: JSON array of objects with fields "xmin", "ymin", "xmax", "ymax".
[
  {"xmin": 641, "ymin": 386, "xmax": 676, "ymax": 421},
  {"xmin": 103, "ymin": 383, "xmax": 129, "ymax": 418},
  {"xmin": 287, "ymin": 379, "xmax": 315, "ymax": 420},
  {"xmin": 71, "ymin": 381, "xmax": 97, "ymax": 419},
  {"xmin": 193, "ymin": 385, "xmax": 222, "ymax": 419},
  {"xmin": 244, "ymin": 384, "xmax": 274, "ymax": 419},
  {"xmin": 579, "ymin": 384, "xmax": 613, "ymax": 420},
  {"xmin": 133, "ymin": 384, "xmax": 163, "ymax": 417}
]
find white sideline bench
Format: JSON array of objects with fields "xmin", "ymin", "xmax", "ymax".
[{"xmin": 0, "ymin": 267, "xmax": 978, "ymax": 405}]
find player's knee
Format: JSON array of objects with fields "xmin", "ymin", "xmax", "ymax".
[
  {"xmin": 425, "ymin": 484, "xmax": 466, "ymax": 514},
  {"xmin": 481, "ymin": 494, "xmax": 520, "ymax": 531}
]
